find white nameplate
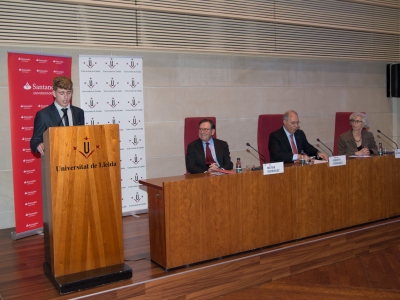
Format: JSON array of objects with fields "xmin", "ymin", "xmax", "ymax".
[
  {"xmin": 395, "ymin": 149, "xmax": 400, "ymax": 159},
  {"xmin": 263, "ymin": 162, "xmax": 284, "ymax": 175},
  {"xmin": 329, "ymin": 155, "xmax": 346, "ymax": 167}
]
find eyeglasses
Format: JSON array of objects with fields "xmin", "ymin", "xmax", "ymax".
[
  {"xmin": 199, "ymin": 128, "xmax": 211, "ymax": 132},
  {"xmin": 350, "ymin": 120, "xmax": 363, "ymax": 124}
]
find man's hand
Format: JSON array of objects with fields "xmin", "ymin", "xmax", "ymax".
[
  {"xmin": 37, "ymin": 143, "xmax": 45, "ymax": 155},
  {"xmin": 208, "ymin": 163, "xmax": 220, "ymax": 171},
  {"xmin": 317, "ymin": 151, "xmax": 328, "ymax": 160}
]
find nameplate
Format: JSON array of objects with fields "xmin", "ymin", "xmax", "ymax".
[
  {"xmin": 329, "ymin": 155, "xmax": 346, "ymax": 167},
  {"xmin": 263, "ymin": 162, "xmax": 284, "ymax": 175},
  {"xmin": 395, "ymin": 149, "xmax": 400, "ymax": 159}
]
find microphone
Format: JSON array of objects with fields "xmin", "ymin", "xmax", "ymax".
[
  {"xmin": 377, "ymin": 130, "xmax": 398, "ymax": 149},
  {"xmin": 58, "ymin": 110, "xmax": 68, "ymax": 126},
  {"xmin": 246, "ymin": 143, "xmax": 267, "ymax": 164},
  {"xmin": 316, "ymin": 138, "xmax": 333, "ymax": 156}
]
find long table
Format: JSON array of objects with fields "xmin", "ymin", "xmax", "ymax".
[{"xmin": 139, "ymin": 155, "xmax": 400, "ymax": 269}]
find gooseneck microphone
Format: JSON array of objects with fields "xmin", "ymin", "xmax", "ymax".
[
  {"xmin": 58, "ymin": 110, "xmax": 68, "ymax": 126},
  {"xmin": 246, "ymin": 143, "xmax": 267, "ymax": 163},
  {"xmin": 377, "ymin": 130, "xmax": 398, "ymax": 149},
  {"xmin": 316, "ymin": 138, "xmax": 333, "ymax": 156}
]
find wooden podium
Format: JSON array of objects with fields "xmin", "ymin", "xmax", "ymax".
[{"xmin": 41, "ymin": 124, "xmax": 132, "ymax": 294}]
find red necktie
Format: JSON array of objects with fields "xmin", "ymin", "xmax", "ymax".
[
  {"xmin": 205, "ymin": 142, "xmax": 215, "ymax": 165},
  {"xmin": 290, "ymin": 134, "xmax": 298, "ymax": 154}
]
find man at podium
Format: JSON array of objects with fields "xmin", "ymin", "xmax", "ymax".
[{"xmin": 30, "ymin": 76, "xmax": 85, "ymax": 155}]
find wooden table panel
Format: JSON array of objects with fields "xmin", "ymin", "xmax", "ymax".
[{"xmin": 140, "ymin": 155, "xmax": 400, "ymax": 269}]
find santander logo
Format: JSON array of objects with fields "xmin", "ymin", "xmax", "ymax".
[{"xmin": 24, "ymin": 82, "xmax": 32, "ymax": 90}]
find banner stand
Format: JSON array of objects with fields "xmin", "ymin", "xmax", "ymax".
[{"xmin": 11, "ymin": 228, "xmax": 43, "ymax": 240}]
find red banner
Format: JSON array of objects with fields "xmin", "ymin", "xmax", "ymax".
[{"xmin": 8, "ymin": 52, "xmax": 71, "ymax": 238}]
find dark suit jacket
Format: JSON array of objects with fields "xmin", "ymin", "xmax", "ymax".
[
  {"xmin": 186, "ymin": 138, "xmax": 233, "ymax": 174},
  {"xmin": 268, "ymin": 127, "xmax": 319, "ymax": 163},
  {"xmin": 338, "ymin": 129, "xmax": 378, "ymax": 156},
  {"xmin": 30, "ymin": 103, "xmax": 85, "ymax": 152}
]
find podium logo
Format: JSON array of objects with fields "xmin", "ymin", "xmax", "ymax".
[
  {"xmin": 129, "ymin": 116, "xmax": 140, "ymax": 127},
  {"xmin": 73, "ymin": 136, "xmax": 99, "ymax": 159},
  {"xmin": 129, "ymin": 135, "xmax": 141, "ymax": 146},
  {"xmin": 24, "ymin": 180, "xmax": 36, "ymax": 185},
  {"xmin": 127, "ymin": 78, "xmax": 139, "ymax": 89},
  {"xmin": 108, "ymin": 97, "xmax": 119, "ymax": 108},
  {"xmin": 86, "ymin": 98, "xmax": 98, "ymax": 109},
  {"xmin": 106, "ymin": 58, "xmax": 118, "ymax": 69},
  {"xmin": 132, "ymin": 192, "xmax": 143, "ymax": 202},
  {"xmin": 127, "ymin": 59, "xmax": 139, "ymax": 69},
  {"xmin": 83, "ymin": 57, "xmax": 97, "ymax": 69},
  {"xmin": 107, "ymin": 77, "xmax": 118, "ymax": 89},
  {"xmin": 23, "ymin": 82, "xmax": 32, "ymax": 90},
  {"xmin": 26, "ymin": 222, "xmax": 39, "ymax": 228},
  {"xmin": 84, "ymin": 78, "xmax": 97, "ymax": 89},
  {"xmin": 23, "ymin": 158, "xmax": 35, "ymax": 164},
  {"xmin": 25, "ymin": 201, "xmax": 37, "ymax": 206},
  {"xmin": 128, "ymin": 97, "xmax": 140, "ymax": 107}
]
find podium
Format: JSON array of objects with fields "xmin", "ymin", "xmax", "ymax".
[{"xmin": 41, "ymin": 124, "xmax": 132, "ymax": 294}]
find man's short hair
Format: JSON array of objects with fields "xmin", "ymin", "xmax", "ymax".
[
  {"xmin": 53, "ymin": 76, "xmax": 73, "ymax": 91},
  {"xmin": 199, "ymin": 119, "xmax": 215, "ymax": 130},
  {"xmin": 283, "ymin": 110, "xmax": 298, "ymax": 121}
]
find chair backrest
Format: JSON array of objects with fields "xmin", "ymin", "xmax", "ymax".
[
  {"xmin": 257, "ymin": 114, "xmax": 283, "ymax": 165},
  {"xmin": 333, "ymin": 112, "xmax": 364, "ymax": 156},
  {"xmin": 184, "ymin": 117, "xmax": 217, "ymax": 156}
]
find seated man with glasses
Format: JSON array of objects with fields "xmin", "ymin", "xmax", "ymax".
[
  {"xmin": 268, "ymin": 110, "xmax": 328, "ymax": 163},
  {"xmin": 186, "ymin": 119, "xmax": 233, "ymax": 174},
  {"xmin": 337, "ymin": 112, "xmax": 378, "ymax": 156}
]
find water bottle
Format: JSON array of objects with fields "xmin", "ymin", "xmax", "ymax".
[
  {"xmin": 378, "ymin": 143, "xmax": 383, "ymax": 156},
  {"xmin": 236, "ymin": 158, "xmax": 242, "ymax": 173},
  {"xmin": 299, "ymin": 150, "xmax": 306, "ymax": 166}
]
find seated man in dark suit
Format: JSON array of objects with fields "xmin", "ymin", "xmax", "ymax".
[
  {"xmin": 268, "ymin": 110, "xmax": 328, "ymax": 163},
  {"xmin": 186, "ymin": 119, "xmax": 233, "ymax": 174},
  {"xmin": 30, "ymin": 76, "xmax": 85, "ymax": 155}
]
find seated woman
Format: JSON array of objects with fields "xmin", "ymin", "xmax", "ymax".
[{"xmin": 338, "ymin": 112, "xmax": 378, "ymax": 156}]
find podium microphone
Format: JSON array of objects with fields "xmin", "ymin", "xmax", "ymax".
[
  {"xmin": 246, "ymin": 143, "xmax": 267, "ymax": 163},
  {"xmin": 316, "ymin": 138, "xmax": 333, "ymax": 156},
  {"xmin": 377, "ymin": 130, "xmax": 398, "ymax": 149}
]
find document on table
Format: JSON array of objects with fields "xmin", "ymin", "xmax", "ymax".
[{"xmin": 313, "ymin": 159, "xmax": 328, "ymax": 164}]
